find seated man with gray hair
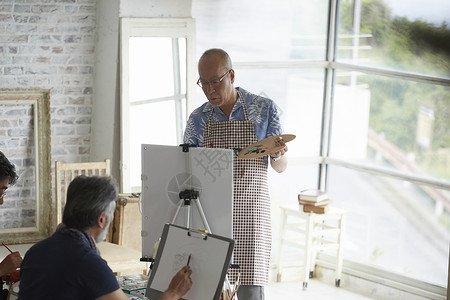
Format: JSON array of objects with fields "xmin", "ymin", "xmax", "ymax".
[{"xmin": 19, "ymin": 175, "xmax": 192, "ymax": 300}]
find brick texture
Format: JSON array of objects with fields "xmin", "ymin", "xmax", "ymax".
[{"xmin": 0, "ymin": 0, "xmax": 97, "ymax": 229}]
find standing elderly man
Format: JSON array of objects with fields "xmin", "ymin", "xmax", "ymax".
[
  {"xmin": 0, "ymin": 151, "xmax": 23, "ymax": 300},
  {"xmin": 19, "ymin": 175, "xmax": 192, "ymax": 300},
  {"xmin": 183, "ymin": 48, "xmax": 288, "ymax": 300}
]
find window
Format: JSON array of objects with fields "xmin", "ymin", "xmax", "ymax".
[
  {"xmin": 192, "ymin": 0, "xmax": 449, "ymax": 295},
  {"xmin": 337, "ymin": 0, "xmax": 450, "ymax": 78},
  {"xmin": 120, "ymin": 18, "xmax": 196, "ymax": 192}
]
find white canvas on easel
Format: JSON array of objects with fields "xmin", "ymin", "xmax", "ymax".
[
  {"xmin": 141, "ymin": 144, "xmax": 233, "ymax": 258},
  {"xmin": 145, "ymin": 224, "xmax": 234, "ymax": 300}
]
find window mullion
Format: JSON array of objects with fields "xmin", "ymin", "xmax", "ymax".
[{"xmin": 319, "ymin": 0, "xmax": 340, "ymax": 190}]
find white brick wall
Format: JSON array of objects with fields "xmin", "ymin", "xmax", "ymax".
[
  {"xmin": 0, "ymin": 0, "xmax": 97, "ymax": 228},
  {"xmin": 0, "ymin": 0, "xmax": 96, "ymax": 160}
]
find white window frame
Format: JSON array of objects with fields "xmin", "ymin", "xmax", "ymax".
[
  {"xmin": 233, "ymin": 1, "xmax": 449, "ymax": 297},
  {"xmin": 119, "ymin": 18, "xmax": 196, "ymax": 192},
  {"xmin": 320, "ymin": 0, "xmax": 450, "ymax": 297}
]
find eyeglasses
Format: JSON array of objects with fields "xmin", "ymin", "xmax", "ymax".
[{"xmin": 197, "ymin": 69, "xmax": 231, "ymax": 89}]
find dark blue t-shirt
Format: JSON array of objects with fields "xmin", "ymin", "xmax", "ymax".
[{"xmin": 19, "ymin": 229, "xmax": 119, "ymax": 300}]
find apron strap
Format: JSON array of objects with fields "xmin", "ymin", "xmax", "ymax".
[{"xmin": 236, "ymin": 90, "xmax": 251, "ymax": 121}]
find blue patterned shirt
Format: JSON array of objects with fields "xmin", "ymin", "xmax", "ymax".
[
  {"xmin": 183, "ymin": 87, "xmax": 283, "ymax": 166},
  {"xmin": 184, "ymin": 87, "xmax": 283, "ymax": 146}
]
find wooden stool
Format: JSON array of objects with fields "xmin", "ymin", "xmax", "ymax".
[{"xmin": 277, "ymin": 206, "xmax": 346, "ymax": 289}]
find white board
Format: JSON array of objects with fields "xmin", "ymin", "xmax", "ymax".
[
  {"xmin": 145, "ymin": 224, "xmax": 234, "ymax": 300},
  {"xmin": 141, "ymin": 144, "xmax": 233, "ymax": 258}
]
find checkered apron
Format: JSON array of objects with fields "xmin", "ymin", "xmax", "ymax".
[{"xmin": 203, "ymin": 91, "xmax": 271, "ymax": 286}]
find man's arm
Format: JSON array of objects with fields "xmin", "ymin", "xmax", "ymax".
[
  {"xmin": 264, "ymin": 99, "xmax": 287, "ymax": 173},
  {"xmin": 270, "ymin": 154, "xmax": 287, "ymax": 173},
  {"xmin": 183, "ymin": 113, "xmax": 202, "ymax": 146},
  {"xmin": 96, "ymin": 266, "xmax": 192, "ymax": 300}
]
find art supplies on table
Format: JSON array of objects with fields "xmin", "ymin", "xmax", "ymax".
[
  {"xmin": 118, "ymin": 274, "xmax": 149, "ymax": 295},
  {"xmin": 220, "ymin": 274, "xmax": 240, "ymax": 300}
]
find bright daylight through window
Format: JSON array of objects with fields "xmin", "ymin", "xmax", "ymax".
[
  {"xmin": 120, "ymin": 0, "xmax": 449, "ymax": 295},
  {"xmin": 191, "ymin": 0, "xmax": 450, "ymax": 291},
  {"xmin": 120, "ymin": 18, "xmax": 195, "ymax": 193}
]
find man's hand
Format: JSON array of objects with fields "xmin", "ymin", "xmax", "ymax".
[
  {"xmin": 160, "ymin": 266, "xmax": 192, "ymax": 300},
  {"xmin": 270, "ymin": 137, "xmax": 288, "ymax": 159},
  {"xmin": 0, "ymin": 252, "xmax": 22, "ymax": 276},
  {"xmin": 269, "ymin": 137, "xmax": 288, "ymax": 173},
  {"xmin": 97, "ymin": 266, "xmax": 192, "ymax": 300}
]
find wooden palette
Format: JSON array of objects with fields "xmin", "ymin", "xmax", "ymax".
[{"xmin": 238, "ymin": 134, "xmax": 296, "ymax": 159}]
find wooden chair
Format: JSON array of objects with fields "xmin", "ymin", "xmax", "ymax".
[{"xmin": 55, "ymin": 159, "xmax": 147, "ymax": 275}]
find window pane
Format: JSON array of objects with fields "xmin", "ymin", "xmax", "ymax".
[
  {"xmin": 192, "ymin": 0, "xmax": 329, "ymax": 61},
  {"xmin": 337, "ymin": 0, "xmax": 450, "ymax": 78},
  {"xmin": 129, "ymin": 101, "xmax": 178, "ymax": 190},
  {"xmin": 269, "ymin": 164, "xmax": 320, "ymax": 207},
  {"xmin": 129, "ymin": 37, "xmax": 186, "ymax": 101},
  {"xmin": 330, "ymin": 71, "xmax": 450, "ymax": 183},
  {"xmin": 127, "ymin": 36, "xmax": 187, "ymax": 191},
  {"xmin": 235, "ymin": 68, "xmax": 325, "ymax": 157},
  {"xmin": 234, "ymin": 68, "xmax": 324, "ymax": 255},
  {"xmin": 327, "ymin": 165, "xmax": 449, "ymax": 286},
  {"xmin": 193, "ymin": 66, "xmax": 325, "ymax": 211}
]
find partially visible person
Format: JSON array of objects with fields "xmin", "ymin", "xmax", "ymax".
[
  {"xmin": 0, "ymin": 151, "xmax": 22, "ymax": 300},
  {"xmin": 19, "ymin": 175, "xmax": 192, "ymax": 300}
]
